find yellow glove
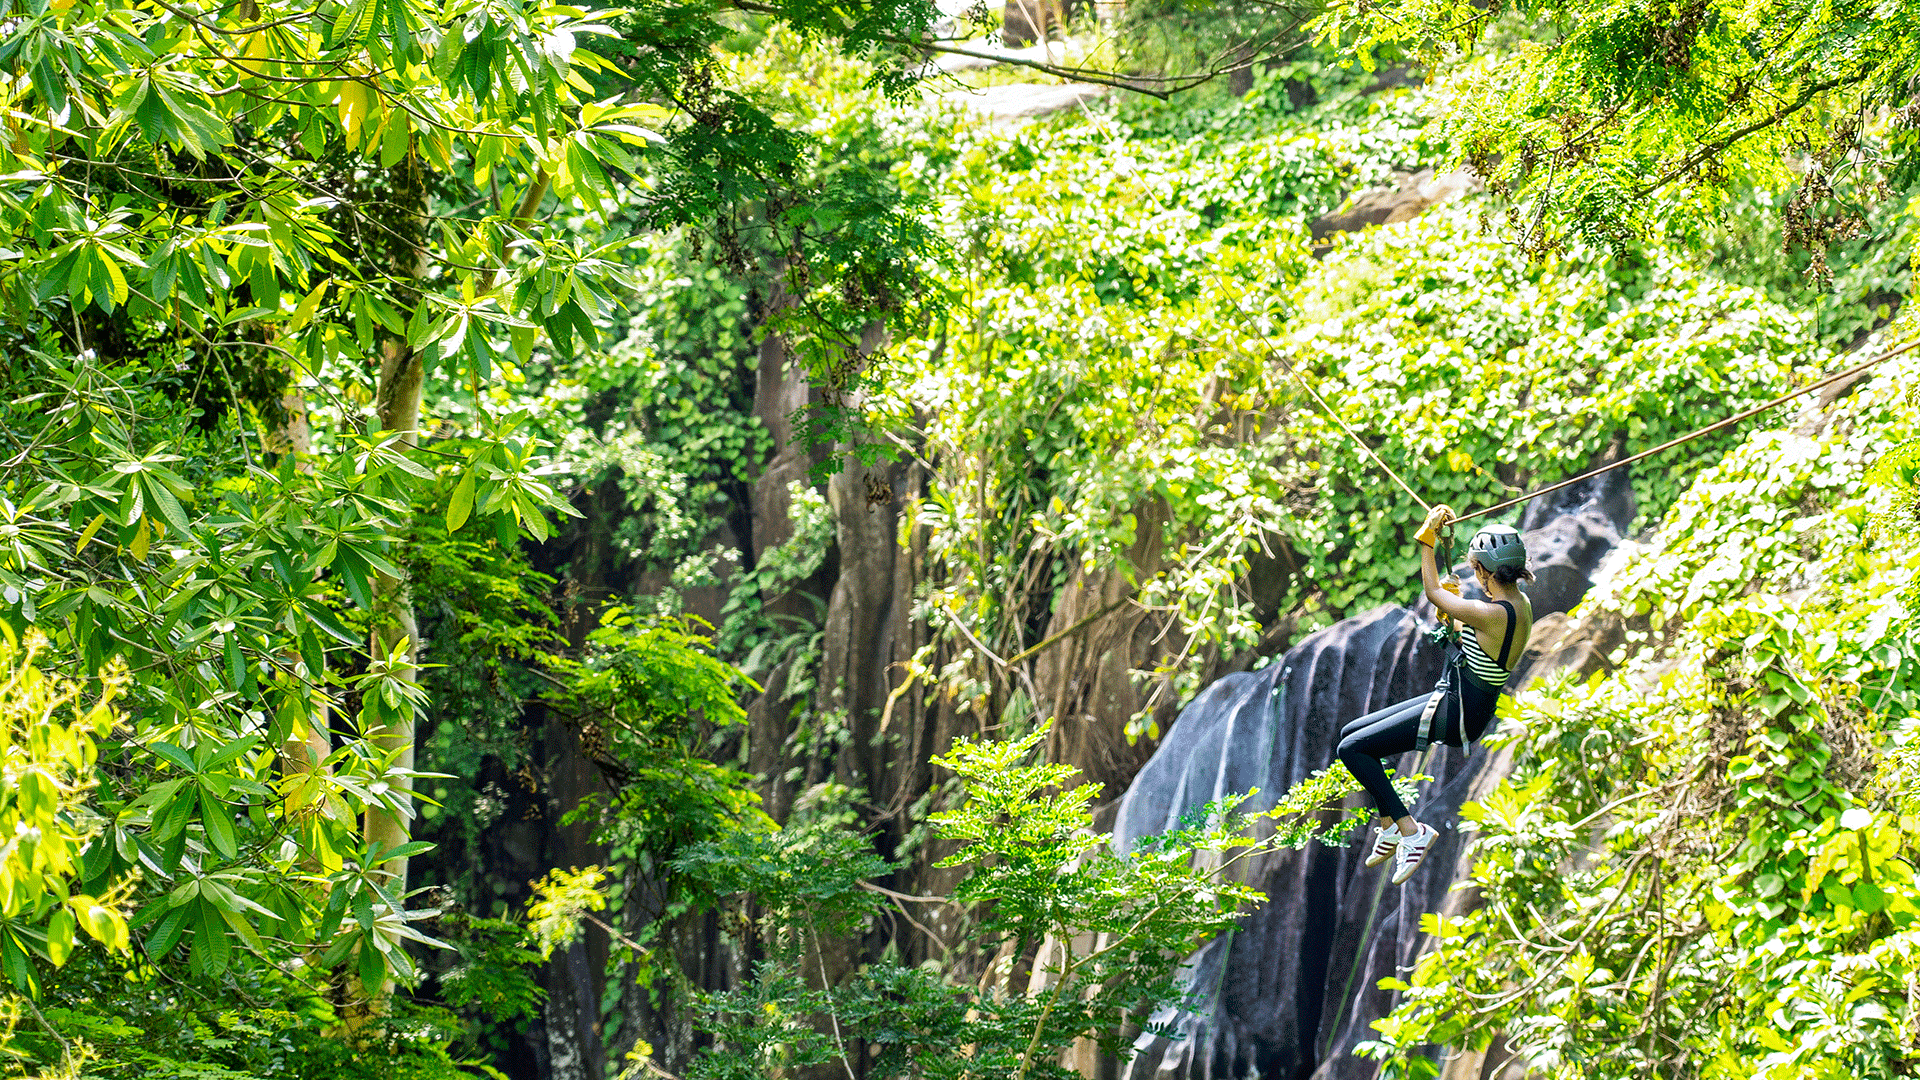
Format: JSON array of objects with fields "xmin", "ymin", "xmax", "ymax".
[{"xmin": 1414, "ymin": 504, "xmax": 1455, "ymax": 547}]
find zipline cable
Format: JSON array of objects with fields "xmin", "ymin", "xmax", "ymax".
[
  {"xmin": 1259, "ymin": 341, "xmax": 1433, "ymax": 514},
  {"xmin": 1450, "ymin": 336, "xmax": 1920, "ymax": 525}
]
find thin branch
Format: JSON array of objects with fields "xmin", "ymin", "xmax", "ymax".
[
  {"xmin": 1632, "ymin": 68, "xmax": 1873, "ymax": 198},
  {"xmin": 1004, "ymin": 593, "xmax": 1134, "ymax": 668},
  {"xmin": 726, "ymin": 0, "xmax": 1312, "ymax": 99},
  {"xmin": 859, "ymin": 883, "xmax": 956, "ymax": 952},
  {"xmin": 805, "ymin": 908, "xmax": 860, "ymax": 1080},
  {"xmin": 946, "ymin": 606, "xmax": 1044, "ymax": 710}
]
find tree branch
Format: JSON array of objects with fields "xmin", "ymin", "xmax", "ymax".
[
  {"xmin": 726, "ymin": 0, "xmax": 1313, "ymax": 100},
  {"xmin": 1632, "ymin": 67, "xmax": 1874, "ymax": 198}
]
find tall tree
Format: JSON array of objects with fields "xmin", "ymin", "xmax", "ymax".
[{"xmin": 0, "ymin": 0, "xmax": 944, "ymax": 1024}]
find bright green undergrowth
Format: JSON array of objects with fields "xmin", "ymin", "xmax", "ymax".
[
  {"xmin": 886, "ymin": 71, "xmax": 1843, "ymax": 734},
  {"xmin": 540, "ymin": 727, "xmax": 1368, "ymax": 1080}
]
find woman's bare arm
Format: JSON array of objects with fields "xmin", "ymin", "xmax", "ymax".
[{"xmin": 1418, "ymin": 527, "xmax": 1504, "ymax": 632}]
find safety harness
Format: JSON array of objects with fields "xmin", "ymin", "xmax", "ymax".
[
  {"xmin": 1414, "ymin": 529, "xmax": 1519, "ymax": 754},
  {"xmin": 1414, "ymin": 646, "xmax": 1462, "ymax": 756}
]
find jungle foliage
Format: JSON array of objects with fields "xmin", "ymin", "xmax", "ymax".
[
  {"xmin": 882, "ymin": 70, "xmax": 1892, "ymax": 741},
  {"xmin": 0, "ymin": 0, "xmax": 1916, "ymax": 1074},
  {"xmin": 1319, "ymin": 0, "xmax": 1920, "ymax": 262},
  {"xmin": 0, "ymin": 0, "xmax": 942, "ymax": 1064},
  {"xmin": 532, "ymin": 728, "xmax": 1370, "ymax": 1080}
]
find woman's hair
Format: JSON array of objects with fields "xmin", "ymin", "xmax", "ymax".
[{"xmin": 1474, "ymin": 556, "xmax": 1535, "ymax": 585}]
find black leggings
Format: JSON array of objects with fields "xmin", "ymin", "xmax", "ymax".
[{"xmin": 1336, "ymin": 678, "xmax": 1499, "ymax": 821}]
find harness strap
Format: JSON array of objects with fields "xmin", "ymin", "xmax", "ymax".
[
  {"xmin": 1415, "ymin": 646, "xmax": 1462, "ymax": 754},
  {"xmin": 1493, "ymin": 600, "xmax": 1517, "ymax": 668}
]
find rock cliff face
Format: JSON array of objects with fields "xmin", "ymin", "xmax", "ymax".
[{"xmin": 1113, "ymin": 472, "xmax": 1635, "ymax": 1080}]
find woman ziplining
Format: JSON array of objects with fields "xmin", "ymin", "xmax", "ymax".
[
  {"xmin": 1273, "ymin": 337, "xmax": 1919, "ymax": 884},
  {"xmin": 1336, "ymin": 505, "xmax": 1534, "ymax": 884}
]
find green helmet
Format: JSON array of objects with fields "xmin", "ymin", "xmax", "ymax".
[{"xmin": 1467, "ymin": 524, "xmax": 1527, "ymax": 572}]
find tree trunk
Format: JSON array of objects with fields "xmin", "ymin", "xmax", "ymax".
[
  {"xmin": 271, "ymin": 389, "xmax": 335, "ymax": 774},
  {"xmin": 350, "ymin": 153, "xmax": 430, "ymax": 1022},
  {"xmin": 368, "ymin": 337, "xmax": 424, "ymax": 885}
]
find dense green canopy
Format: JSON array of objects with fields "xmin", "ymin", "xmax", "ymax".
[{"xmin": 0, "ymin": 0, "xmax": 1916, "ymax": 1075}]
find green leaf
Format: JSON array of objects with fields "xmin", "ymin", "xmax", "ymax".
[
  {"xmin": 302, "ymin": 601, "xmax": 362, "ymax": 646},
  {"xmin": 250, "ymin": 259, "xmax": 281, "ymax": 313},
  {"xmin": 358, "ymin": 937, "xmax": 386, "ymax": 992},
  {"xmin": 288, "ymin": 280, "xmax": 329, "ymax": 330},
  {"xmin": 149, "ymin": 742, "xmax": 198, "ymax": 774},
  {"xmin": 224, "ymin": 632, "xmax": 248, "ymax": 691},
  {"xmin": 319, "ymin": 882, "xmax": 352, "ymax": 939},
  {"xmin": 300, "ymin": 626, "xmax": 327, "ymax": 677},
  {"xmin": 199, "ymin": 787, "xmax": 237, "ymax": 860},
  {"xmin": 46, "ymin": 908, "xmax": 74, "ymax": 968},
  {"xmin": 96, "ymin": 251, "xmax": 129, "ymax": 310},
  {"xmin": 3, "ymin": 933, "xmax": 39, "ymax": 995},
  {"xmin": 203, "ymin": 735, "xmax": 261, "ymax": 773},
  {"xmin": 35, "ymin": 57, "xmax": 70, "ymax": 123},
  {"xmin": 516, "ymin": 493, "xmax": 551, "ymax": 541},
  {"xmin": 197, "ymin": 902, "xmax": 230, "ymax": 974},
  {"xmin": 220, "ymin": 906, "xmax": 266, "ymax": 955},
  {"xmin": 377, "ymin": 840, "xmax": 435, "ymax": 863},
  {"xmin": 352, "ymin": 886, "xmax": 375, "ymax": 931},
  {"xmin": 447, "ymin": 470, "xmax": 476, "ymax": 532},
  {"xmin": 133, "ymin": 81, "xmax": 178, "ymax": 148},
  {"xmin": 145, "ymin": 903, "xmax": 192, "ymax": 957},
  {"xmin": 120, "ymin": 478, "xmax": 145, "ymax": 526},
  {"xmin": 351, "ymin": 543, "xmax": 405, "ymax": 582},
  {"xmin": 380, "ymin": 113, "xmax": 410, "ymax": 168},
  {"xmin": 333, "ymin": 547, "xmax": 373, "ymax": 609},
  {"xmin": 156, "ymin": 786, "xmax": 197, "ymax": 841}
]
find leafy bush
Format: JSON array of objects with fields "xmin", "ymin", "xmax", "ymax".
[
  {"xmin": 635, "ymin": 727, "xmax": 1367, "ymax": 1078},
  {"xmin": 0, "ymin": 635, "xmax": 129, "ymax": 998}
]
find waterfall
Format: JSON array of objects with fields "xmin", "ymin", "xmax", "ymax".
[{"xmin": 1115, "ymin": 470, "xmax": 1636, "ymax": 1079}]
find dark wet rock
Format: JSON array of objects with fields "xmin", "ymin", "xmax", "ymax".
[
  {"xmin": 1421, "ymin": 467, "xmax": 1635, "ymax": 616},
  {"xmin": 1115, "ymin": 606, "xmax": 1456, "ymax": 1080},
  {"xmin": 1514, "ymin": 468, "xmax": 1637, "ymax": 615},
  {"xmin": 1113, "ymin": 471, "xmax": 1635, "ymax": 1080}
]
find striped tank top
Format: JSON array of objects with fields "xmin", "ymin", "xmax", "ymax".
[{"xmin": 1461, "ymin": 600, "xmax": 1518, "ymax": 690}]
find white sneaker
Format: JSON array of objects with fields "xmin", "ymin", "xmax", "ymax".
[
  {"xmin": 1391, "ymin": 822, "xmax": 1439, "ymax": 884},
  {"xmin": 1364, "ymin": 826, "xmax": 1402, "ymax": 867}
]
